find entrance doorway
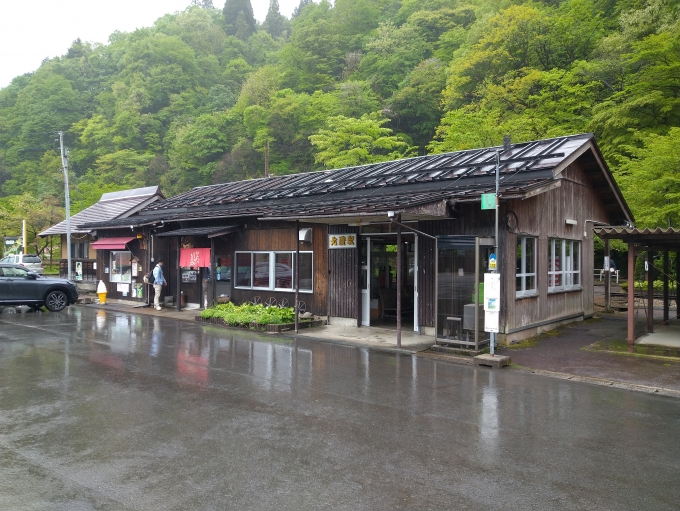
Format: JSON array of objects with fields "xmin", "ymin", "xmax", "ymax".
[{"xmin": 361, "ymin": 234, "xmax": 418, "ymax": 330}]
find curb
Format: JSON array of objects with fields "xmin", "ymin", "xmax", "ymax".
[{"xmin": 511, "ymin": 366, "xmax": 680, "ymax": 398}]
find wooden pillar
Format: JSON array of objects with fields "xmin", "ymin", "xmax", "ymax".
[
  {"xmin": 396, "ymin": 214, "xmax": 402, "ymax": 348},
  {"xmin": 356, "ymin": 229, "xmax": 362, "ymax": 328},
  {"xmin": 663, "ymin": 249, "xmax": 669, "ymax": 323},
  {"xmin": 677, "ymin": 250, "xmax": 680, "ymax": 319},
  {"xmin": 176, "ymin": 237, "xmax": 181, "ymax": 312},
  {"xmin": 210, "ymin": 237, "xmax": 216, "ymax": 304},
  {"xmin": 295, "ymin": 220, "xmax": 299, "ymax": 334},
  {"xmin": 647, "ymin": 249, "xmax": 654, "ymax": 333},
  {"xmin": 627, "ymin": 242, "xmax": 635, "ymax": 345},
  {"xmin": 604, "ymin": 238, "xmax": 611, "ymax": 311}
]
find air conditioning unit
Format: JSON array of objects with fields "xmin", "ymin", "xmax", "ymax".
[{"xmin": 299, "ymin": 228, "xmax": 312, "ymax": 243}]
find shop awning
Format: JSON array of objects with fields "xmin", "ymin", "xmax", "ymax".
[{"xmin": 91, "ymin": 237, "xmax": 136, "ymax": 250}]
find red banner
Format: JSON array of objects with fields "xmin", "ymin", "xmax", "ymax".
[{"xmin": 179, "ymin": 248, "xmax": 211, "ymax": 268}]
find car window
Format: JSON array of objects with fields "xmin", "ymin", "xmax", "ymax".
[
  {"xmin": 22, "ymin": 256, "xmax": 41, "ymax": 263},
  {"xmin": 2, "ymin": 266, "xmax": 29, "ymax": 277}
]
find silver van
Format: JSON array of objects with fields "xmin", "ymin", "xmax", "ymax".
[{"xmin": 0, "ymin": 254, "xmax": 44, "ymax": 274}]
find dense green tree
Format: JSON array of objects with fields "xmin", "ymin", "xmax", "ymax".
[
  {"xmin": 309, "ymin": 113, "xmax": 415, "ymax": 168},
  {"xmin": 615, "ymin": 128, "xmax": 680, "ymax": 228}
]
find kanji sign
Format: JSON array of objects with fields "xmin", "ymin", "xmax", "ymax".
[
  {"xmin": 481, "ymin": 194, "xmax": 496, "ymax": 210},
  {"xmin": 328, "ymin": 234, "xmax": 357, "ymax": 249}
]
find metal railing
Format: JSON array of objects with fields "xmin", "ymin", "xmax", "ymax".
[{"xmin": 595, "ymin": 269, "xmax": 619, "ymax": 284}]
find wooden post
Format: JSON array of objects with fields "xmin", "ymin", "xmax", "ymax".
[
  {"xmin": 295, "ymin": 220, "xmax": 299, "ymax": 334},
  {"xmin": 663, "ymin": 249, "xmax": 669, "ymax": 323},
  {"xmin": 677, "ymin": 250, "xmax": 680, "ymax": 319},
  {"xmin": 647, "ymin": 249, "xmax": 653, "ymax": 333},
  {"xmin": 176, "ymin": 237, "xmax": 181, "ymax": 312},
  {"xmin": 627, "ymin": 242, "xmax": 635, "ymax": 345},
  {"xmin": 211, "ymin": 237, "xmax": 216, "ymax": 305},
  {"xmin": 396, "ymin": 215, "xmax": 402, "ymax": 348},
  {"xmin": 356, "ymin": 228, "xmax": 362, "ymax": 328},
  {"xmin": 604, "ymin": 238, "xmax": 611, "ymax": 311}
]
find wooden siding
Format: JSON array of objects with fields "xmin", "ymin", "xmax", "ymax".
[
  {"xmin": 503, "ymin": 162, "xmax": 614, "ymax": 336},
  {"xmin": 229, "ymin": 222, "xmax": 328, "ymax": 315},
  {"xmin": 327, "ymin": 225, "xmax": 360, "ymax": 319}
]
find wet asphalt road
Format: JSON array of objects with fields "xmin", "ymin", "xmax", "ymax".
[{"xmin": 1, "ymin": 307, "xmax": 679, "ymax": 511}]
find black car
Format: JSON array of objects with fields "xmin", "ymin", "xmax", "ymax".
[{"xmin": 0, "ymin": 263, "xmax": 79, "ymax": 312}]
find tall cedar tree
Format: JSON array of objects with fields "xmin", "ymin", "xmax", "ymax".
[
  {"xmin": 223, "ymin": 0, "xmax": 256, "ymax": 38},
  {"xmin": 263, "ymin": 0, "xmax": 288, "ymax": 38}
]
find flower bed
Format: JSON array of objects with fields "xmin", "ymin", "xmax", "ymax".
[{"xmin": 196, "ymin": 302, "xmax": 323, "ymax": 332}]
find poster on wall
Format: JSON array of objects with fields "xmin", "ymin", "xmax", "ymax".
[
  {"xmin": 75, "ymin": 261, "xmax": 83, "ymax": 281},
  {"xmin": 117, "ymin": 283, "xmax": 129, "ymax": 294},
  {"xmin": 132, "ymin": 261, "xmax": 138, "ymax": 277}
]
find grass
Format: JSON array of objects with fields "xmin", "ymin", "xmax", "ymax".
[
  {"xmin": 504, "ymin": 328, "xmax": 560, "ymax": 350},
  {"xmin": 584, "ymin": 339, "xmax": 680, "ymax": 360}
]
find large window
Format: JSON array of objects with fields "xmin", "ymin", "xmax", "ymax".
[
  {"xmin": 110, "ymin": 251, "xmax": 132, "ymax": 283},
  {"xmin": 516, "ymin": 237, "xmax": 537, "ymax": 297},
  {"xmin": 235, "ymin": 251, "xmax": 313, "ymax": 292},
  {"xmin": 548, "ymin": 239, "xmax": 581, "ymax": 292}
]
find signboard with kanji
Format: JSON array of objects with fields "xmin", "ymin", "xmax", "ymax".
[
  {"xmin": 481, "ymin": 194, "xmax": 496, "ymax": 210},
  {"xmin": 328, "ymin": 234, "xmax": 357, "ymax": 249}
]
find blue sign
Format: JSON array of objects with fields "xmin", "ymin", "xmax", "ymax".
[{"xmin": 489, "ymin": 253, "xmax": 497, "ymax": 270}]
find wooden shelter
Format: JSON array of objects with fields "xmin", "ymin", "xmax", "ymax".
[
  {"xmin": 80, "ymin": 134, "xmax": 633, "ymax": 345},
  {"xmin": 594, "ymin": 227, "xmax": 680, "ymax": 343}
]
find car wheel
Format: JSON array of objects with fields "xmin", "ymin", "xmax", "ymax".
[{"xmin": 45, "ymin": 290, "xmax": 68, "ymax": 312}]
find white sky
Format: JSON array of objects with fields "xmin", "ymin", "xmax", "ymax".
[{"xmin": 0, "ymin": 0, "xmax": 301, "ymax": 89}]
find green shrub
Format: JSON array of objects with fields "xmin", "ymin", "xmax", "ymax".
[
  {"xmin": 620, "ymin": 280, "xmax": 678, "ymax": 293},
  {"xmin": 200, "ymin": 302, "xmax": 298, "ymax": 328}
]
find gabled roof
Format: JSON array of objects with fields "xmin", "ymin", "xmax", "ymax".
[
  {"xmin": 40, "ymin": 186, "xmax": 163, "ymax": 236},
  {"xmin": 80, "ymin": 134, "xmax": 633, "ymax": 228}
]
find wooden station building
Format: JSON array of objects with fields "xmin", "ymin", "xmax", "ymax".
[{"xmin": 80, "ymin": 133, "xmax": 633, "ymax": 345}]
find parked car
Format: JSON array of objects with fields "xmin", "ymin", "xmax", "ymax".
[
  {"xmin": 0, "ymin": 253, "xmax": 44, "ymax": 274},
  {"xmin": 0, "ymin": 263, "xmax": 78, "ymax": 312}
]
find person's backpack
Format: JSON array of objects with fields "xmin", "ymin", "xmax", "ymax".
[{"xmin": 143, "ymin": 271, "xmax": 155, "ymax": 284}]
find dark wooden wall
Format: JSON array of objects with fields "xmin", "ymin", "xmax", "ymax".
[
  {"xmin": 229, "ymin": 222, "xmax": 329, "ymax": 315},
  {"xmin": 327, "ymin": 225, "xmax": 360, "ymax": 319}
]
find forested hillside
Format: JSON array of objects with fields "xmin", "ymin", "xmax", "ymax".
[{"xmin": 1, "ymin": 0, "xmax": 679, "ymax": 250}]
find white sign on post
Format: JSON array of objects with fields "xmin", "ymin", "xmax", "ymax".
[{"xmin": 484, "ymin": 273, "xmax": 501, "ymax": 333}]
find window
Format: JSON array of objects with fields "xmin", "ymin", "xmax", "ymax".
[
  {"xmin": 516, "ymin": 237, "xmax": 537, "ymax": 297},
  {"xmin": 70, "ymin": 241, "xmax": 89, "ymax": 259},
  {"xmin": 110, "ymin": 251, "xmax": 132, "ymax": 283},
  {"xmin": 234, "ymin": 251, "xmax": 313, "ymax": 292},
  {"xmin": 548, "ymin": 239, "xmax": 581, "ymax": 292}
]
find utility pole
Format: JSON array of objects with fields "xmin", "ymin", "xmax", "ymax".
[{"xmin": 58, "ymin": 131, "xmax": 72, "ymax": 280}]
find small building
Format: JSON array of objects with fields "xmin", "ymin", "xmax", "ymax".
[
  {"xmin": 39, "ymin": 186, "xmax": 163, "ymax": 292},
  {"xmin": 81, "ymin": 134, "xmax": 633, "ymax": 344}
]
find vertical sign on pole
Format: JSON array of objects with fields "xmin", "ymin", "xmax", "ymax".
[{"xmin": 484, "ymin": 273, "xmax": 501, "ymax": 335}]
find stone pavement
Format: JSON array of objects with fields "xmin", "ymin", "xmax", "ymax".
[{"xmin": 502, "ymin": 313, "xmax": 680, "ymax": 396}]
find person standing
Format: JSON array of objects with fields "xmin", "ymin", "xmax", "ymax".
[{"xmin": 153, "ymin": 260, "xmax": 167, "ymax": 311}]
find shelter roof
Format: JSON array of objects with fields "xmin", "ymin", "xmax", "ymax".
[
  {"xmin": 40, "ymin": 186, "xmax": 163, "ymax": 236},
  {"xmin": 594, "ymin": 227, "xmax": 680, "ymax": 249}
]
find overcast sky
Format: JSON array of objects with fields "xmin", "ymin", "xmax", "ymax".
[{"xmin": 0, "ymin": 0, "xmax": 301, "ymax": 89}]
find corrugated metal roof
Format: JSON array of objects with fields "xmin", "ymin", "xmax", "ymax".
[
  {"xmin": 146, "ymin": 135, "xmax": 587, "ymax": 213},
  {"xmin": 594, "ymin": 227, "xmax": 680, "ymax": 248},
  {"xmin": 40, "ymin": 187, "xmax": 162, "ymax": 236},
  {"xmin": 155, "ymin": 226, "xmax": 240, "ymax": 237},
  {"xmin": 81, "ymin": 133, "xmax": 632, "ymax": 228}
]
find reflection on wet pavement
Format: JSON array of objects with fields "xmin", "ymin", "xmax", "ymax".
[{"xmin": 0, "ymin": 306, "xmax": 679, "ymax": 511}]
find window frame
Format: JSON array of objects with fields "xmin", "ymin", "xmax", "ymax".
[
  {"xmin": 233, "ymin": 250, "xmax": 314, "ymax": 293},
  {"xmin": 515, "ymin": 236, "xmax": 537, "ymax": 298},
  {"xmin": 109, "ymin": 251, "xmax": 132, "ymax": 283},
  {"xmin": 548, "ymin": 238, "xmax": 581, "ymax": 293}
]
